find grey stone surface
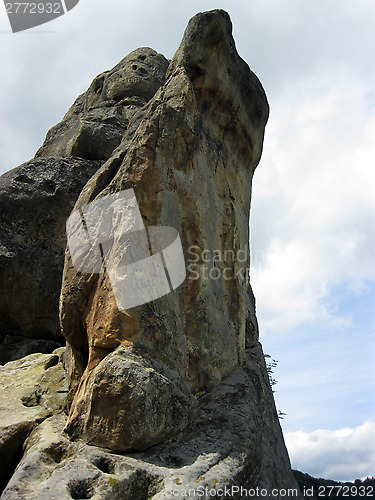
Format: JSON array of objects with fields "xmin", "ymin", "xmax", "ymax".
[
  {"xmin": 0, "ymin": 49, "xmax": 168, "ymax": 365},
  {"xmin": 0, "ymin": 157, "xmax": 103, "ymax": 363},
  {"xmin": 0, "ymin": 350, "xmax": 66, "ymax": 493},
  {"xmin": 1, "ymin": 348, "xmax": 302, "ymax": 499},
  {"xmin": 35, "ymin": 47, "xmax": 169, "ymax": 161},
  {"xmin": 65, "ymin": 347, "xmax": 198, "ymax": 452}
]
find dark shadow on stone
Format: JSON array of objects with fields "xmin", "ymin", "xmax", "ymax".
[
  {"xmin": 91, "ymin": 455, "xmax": 116, "ymax": 475},
  {"xmin": 68, "ymin": 478, "xmax": 94, "ymax": 499},
  {"xmin": 0, "ymin": 422, "xmax": 34, "ymax": 494},
  {"xmin": 0, "ymin": 337, "xmax": 63, "ymax": 366}
]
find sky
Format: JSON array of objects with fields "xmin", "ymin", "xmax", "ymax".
[{"xmin": 1, "ymin": 0, "xmax": 374, "ymax": 483}]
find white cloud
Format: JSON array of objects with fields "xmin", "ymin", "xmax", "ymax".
[
  {"xmin": 250, "ymin": 69, "xmax": 375, "ymax": 333},
  {"xmin": 285, "ymin": 421, "xmax": 375, "ymax": 481}
]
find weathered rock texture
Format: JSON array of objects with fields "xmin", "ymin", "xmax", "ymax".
[
  {"xmin": 0, "ymin": 49, "xmax": 169, "ymax": 365},
  {"xmin": 35, "ymin": 48, "xmax": 169, "ymax": 162},
  {"xmin": 1, "ymin": 351, "xmax": 300, "ymax": 500},
  {"xmin": 0, "ymin": 158, "xmax": 103, "ymax": 364},
  {"xmin": 60, "ymin": 9, "xmax": 268, "ymax": 452},
  {"xmin": 0, "ymin": 9, "xmax": 302, "ymax": 499},
  {"xmin": 0, "ymin": 349, "xmax": 66, "ymax": 493}
]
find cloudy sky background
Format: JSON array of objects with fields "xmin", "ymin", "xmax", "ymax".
[{"xmin": 1, "ymin": 0, "xmax": 374, "ymax": 482}]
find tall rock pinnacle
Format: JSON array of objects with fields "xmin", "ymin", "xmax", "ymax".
[{"xmin": 60, "ymin": 8, "xmax": 269, "ymax": 451}]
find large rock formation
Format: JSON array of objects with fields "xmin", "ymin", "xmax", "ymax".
[
  {"xmin": 0, "ymin": 9, "xmax": 302, "ymax": 499},
  {"xmin": 0, "ymin": 48, "xmax": 168, "ymax": 365},
  {"xmin": 1, "ymin": 356, "xmax": 299, "ymax": 500},
  {"xmin": 0, "ymin": 157, "xmax": 103, "ymax": 363},
  {"xmin": 35, "ymin": 47, "xmax": 169, "ymax": 162},
  {"xmin": 61, "ymin": 7, "xmax": 267, "ymax": 453}
]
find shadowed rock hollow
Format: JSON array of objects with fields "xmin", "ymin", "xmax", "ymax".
[{"xmin": 0, "ymin": 9, "xmax": 303, "ymax": 500}]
